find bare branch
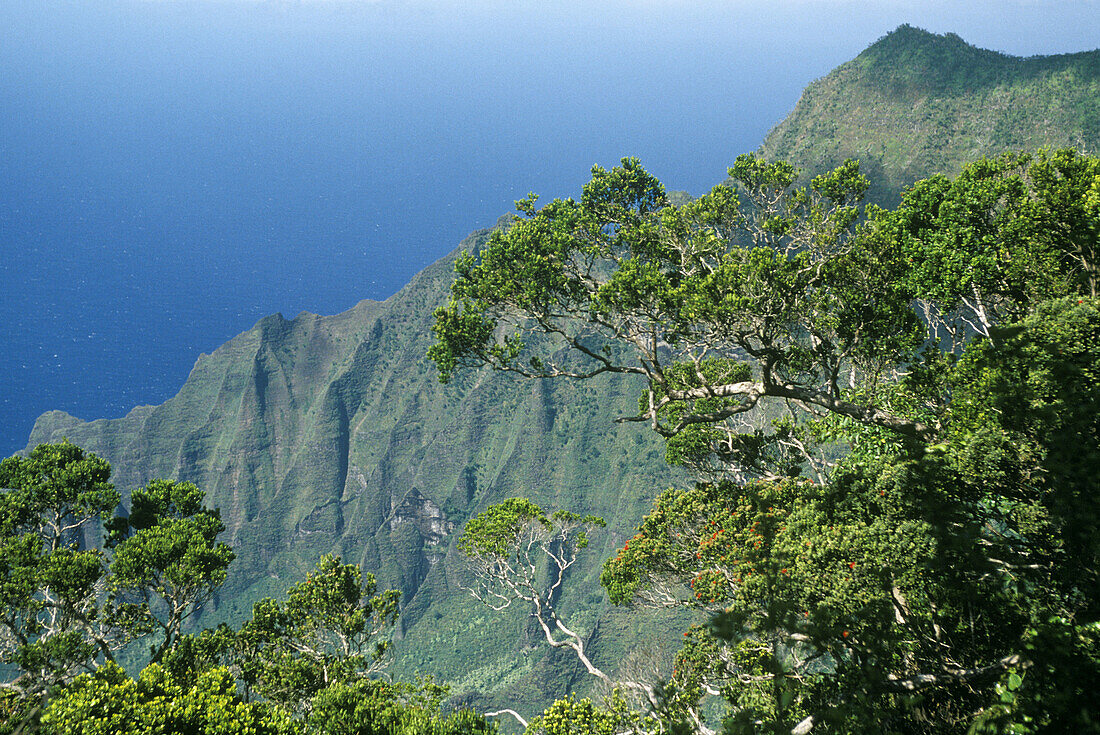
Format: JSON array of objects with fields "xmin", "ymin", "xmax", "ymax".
[
  {"xmin": 486, "ymin": 709, "xmax": 529, "ymax": 728},
  {"xmin": 881, "ymin": 654, "xmax": 1030, "ymax": 693}
]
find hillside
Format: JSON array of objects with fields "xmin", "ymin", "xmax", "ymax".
[
  {"xmin": 23, "ymin": 25, "xmax": 1100, "ymax": 716},
  {"xmin": 760, "ymin": 25, "xmax": 1100, "ymax": 202},
  {"xmin": 27, "ymin": 227, "xmax": 686, "ymax": 715}
]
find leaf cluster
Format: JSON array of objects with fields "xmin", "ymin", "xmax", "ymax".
[
  {"xmin": 0, "ymin": 444, "xmax": 235, "ymax": 696},
  {"xmin": 237, "ymin": 554, "xmax": 401, "ymax": 713},
  {"xmin": 38, "ymin": 660, "xmax": 496, "ymax": 735}
]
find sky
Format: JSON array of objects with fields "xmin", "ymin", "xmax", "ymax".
[{"xmin": 1, "ymin": 0, "xmax": 1099, "ymax": 454}]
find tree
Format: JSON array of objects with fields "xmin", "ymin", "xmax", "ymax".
[
  {"xmin": 108, "ymin": 479, "xmax": 235, "ymax": 665},
  {"xmin": 40, "ymin": 660, "xmax": 294, "ymax": 735},
  {"xmin": 41, "ymin": 660, "xmax": 496, "ymax": 735},
  {"xmin": 457, "ymin": 500, "xmax": 611, "ymax": 684},
  {"xmin": 599, "ymin": 298, "xmax": 1100, "ymax": 733},
  {"xmin": 947, "ymin": 297, "xmax": 1100, "ymax": 733},
  {"xmin": 0, "ymin": 442, "xmax": 120, "ymax": 695},
  {"xmin": 458, "ymin": 500, "xmax": 700, "ymax": 733},
  {"xmin": 434, "ymin": 153, "xmax": 1100, "ymax": 733},
  {"xmin": 430, "ymin": 155, "xmax": 929, "ymax": 454},
  {"xmin": 237, "ymin": 554, "xmax": 401, "ymax": 714},
  {"xmin": 1027, "ymin": 149, "xmax": 1100, "ymax": 299},
  {"xmin": 523, "ymin": 693, "xmax": 659, "ymax": 735},
  {"xmin": 0, "ymin": 446, "xmax": 474, "ymax": 734},
  {"xmin": 307, "ymin": 677, "xmax": 497, "ymax": 735},
  {"xmin": 0, "ymin": 443, "xmax": 234, "ymax": 709}
]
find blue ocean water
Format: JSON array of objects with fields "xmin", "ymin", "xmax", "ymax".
[{"xmin": 2, "ymin": 1, "xmax": 1097, "ymax": 456}]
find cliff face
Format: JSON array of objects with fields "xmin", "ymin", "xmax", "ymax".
[
  {"xmin": 28, "ymin": 228, "xmax": 682, "ymax": 710},
  {"xmin": 759, "ymin": 25, "xmax": 1100, "ymax": 203}
]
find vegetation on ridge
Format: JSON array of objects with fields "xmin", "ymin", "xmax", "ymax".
[{"xmin": 760, "ymin": 25, "xmax": 1100, "ymax": 203}]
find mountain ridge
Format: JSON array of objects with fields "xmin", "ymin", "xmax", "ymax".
[
  {"xmin": 27, "ymin": 229, "xmax": 683, "ymax": 713},
  {"xmin": 759, "ymin": 24, "xmax": 1100, "ymax": 202}
]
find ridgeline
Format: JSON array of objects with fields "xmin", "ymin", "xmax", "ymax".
[{"xmin": 760, "ymin": 25, "xmax": 1100, "ymax": 202}]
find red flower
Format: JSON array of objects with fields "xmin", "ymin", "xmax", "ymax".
[{"xmin": 842, "ymin": 630, "xmax": 849, "ymax": 638}]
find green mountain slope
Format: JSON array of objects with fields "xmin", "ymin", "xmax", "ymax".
[
  {"xmin": 25, "ymin": 25, "xmax": 1100, "ymax": 715},
  {"xmin": 760, "ymin": 25, "xmax": 1100, "ymax": 202},
  {"xmin": 28, "ymin": 228, "xmax": 685, "ymax": 714}
]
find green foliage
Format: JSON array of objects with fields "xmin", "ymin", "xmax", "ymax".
[
  {"xmin": 109, "ymin": 479, "xmax": 236, "ymax": 664},
  {"xmin": 879, "ymin": 150, "xmax": 1100, "ymax": 342},
  {"xmin": 457, "ymin": 498, "xmax": 553, "ymax": 558},
  {"xmin": 0, "ymin": 445, "xmax": 471, "ymax": 733},
  {"xmin": 0, "ymin": 441, "xmax": 118, "ymax": 541},
  {"xmin": 114, "ymin": 478, "xmax": 206, "ymax": 535},
  {"xmin": 458, "ymin": 499, "xmax": 605, "ymax": 564},
  {"xmin": 41, "ymin": 661, "xmax": 295, "ymax": 735},
  {"xmin": 645, "ymin": 359, "xmax": 752, "ymax": 471},
  {"xmin": 40, "ymin": 661, "xmax": 496, "ymax": 735},
  {"xmin": 238, "ymin": 555, "xmax": 401, "ymax": 713},
  {"xmin": 160, "ymin": 622, "xmax": 240, "ymax": 690},
  {"xmin": 430, "ymin": 154, "xmax": 929, "ymax": 470},
  {"xmin": 597, "ymin": 299, "xmax": 1100, "ymax": 733},
  {"xmin": 895, "ymin": 154, "xmax": 1056, "ymax": 313},
  {"xmin": 525, "ymin": 693, "xmax": 657, "ymax": 735},
  {"xmin": 760, "ymin": 26, "xmax": 1100, "ymax": 205},
  {"xmin": 435, "ymin": 150, "xmax": 1100, "ymax": 733},
  {"xmin": 601, "ymin": 474, "xmax": 947, "ymax": 731},
  {"xmin": 0, "ymin": 443, "xmax": 250, "ymax": 728},
  {"xmin": 307, "ymin": 678, "xmax": 496, "ymax": 735},
  {"xmin": 1025, "ymin": 149, "xmax": 1100, "ymax": 298},
  {"xmin": 944, "ymin": 298, "xmax": 1100, "ymax": 732},
  {"xmin": 0, "ymin": 442, "xmax": 119, "ymax": 694}
]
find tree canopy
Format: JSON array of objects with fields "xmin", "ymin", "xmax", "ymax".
[
  {"xmin": 0, "ymin": 444, "xmax": 494, "ymax": 735},
  {"xmin": 435, "ymin": 151, "xmax": 1100, "ymax": 734},
  {"xmin": 0, "ymin": 444, "xmax": 234, "ymax": 699},
  {"xmin": 237, "ymin": 554, "xmax": 401, "ymax": 713}
]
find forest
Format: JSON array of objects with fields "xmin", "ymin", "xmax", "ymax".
[{"xmin": 4, "ymin": 148, "xmax": 1100, "ymax": 734}]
